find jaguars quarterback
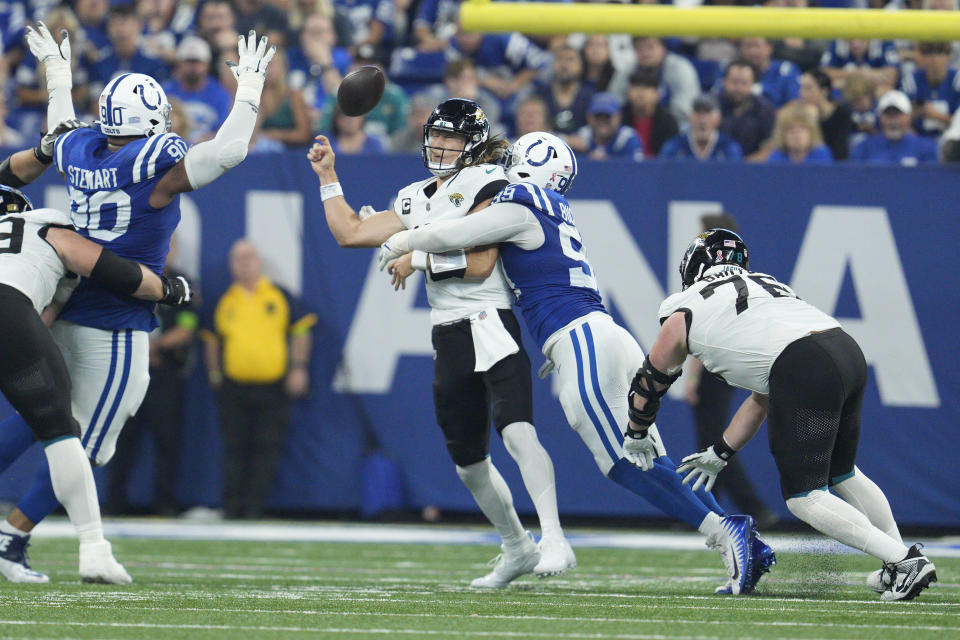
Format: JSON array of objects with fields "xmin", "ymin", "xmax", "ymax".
[
  {"xmin": 309, "ymin": 99, "xmax": 576, "ymax": 587},
  {"xmin": 0, "ymin": 23, "xmax": 276, "ymax": 583},
  {"xmin": 378, "ymin": 131, "xmax": 774, "ymax": 595}
]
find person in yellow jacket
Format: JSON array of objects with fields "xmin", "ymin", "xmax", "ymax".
[{"xmin": 202, "ymin": 240, "xmax": 316, "ymax": 519}]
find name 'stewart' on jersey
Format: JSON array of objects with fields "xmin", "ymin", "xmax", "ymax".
[{"xmin": 66, "ymin": 166, "xmax": 119, "ymax": 190}]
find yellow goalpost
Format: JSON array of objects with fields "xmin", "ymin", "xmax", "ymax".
[{"xmin": 460, "ymin": 1, "xmax": 960, "ymax": 41}]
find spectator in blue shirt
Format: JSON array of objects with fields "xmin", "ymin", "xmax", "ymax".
[
  {"xmin": 163, "ymin": 37, "xmax": 231, "ymax": 143},
  {"xmin": 534, "ymin": 45, "xmax": 594, "ymax": 134},
  {"xmin": 850, "ymin": 90, "xmax": 938, "ymax": 165},
  {"xmin": 412, "ymin": 0, "xmax": 459, "ymax": 53},
  {"xmin": 75, "ymin": 0, "xmax": 111, "ymax": 59},
  {"xmin": 570, "ymin": 92, "xmax": 644, "ymax": 162},
  {"xmin": 719, "ymin": 60, "xmax": 776, "ymax": 157},
  {"xmin": 766, "ymin": 103, "xmax": 834, "ymax": 164},
  {"xmin": 659, "ymin": 95, "xmax": 743, "ymax": 161},
  {"xmin": 739, "ymin": 37, "xmax": 800, "ymax": 108},
  {"xmin": 86, "ymin": 4, "xmax": 169, "ymax": 104},
  {"xmin": 287, "ymin": 12, "xmax": 351, "ymax": 116},
  {"xmin": 334, "ymin": 0, "xmax": 393, "ymax": 57},
  {"xmin": 822, "ymin": 39, "xmax": 899, "ymax": 93},
  {"xmin": 450, "ymin": 30, "xmax": 551, "ymax": 103},
  {"xmin": 900, "ymin": 41, "xmax": 960, "ymax": 137},
  {"xmin": 328, "ymin": 106, "xmax": 388, "ymax": 154}
]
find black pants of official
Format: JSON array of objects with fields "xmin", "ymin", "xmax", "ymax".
[
  {"xmin": 109, "ymin": 365, "xmax": 185, "ymax": 514},
  {"xmin": 0, "ymin": 284, "xmax": 79, "ymax": 442},
  {"xmin": 693, "ymin": 372, "xmax": 772, "ymax": 517},
  {"xmin": 431, "ymin": 309, "xmax": 534, "ymax": 467},
  {"xmin": 217, "ymin": 379, "xmax": 289, "ymax": 519},
  {"xmin": 768, "ymin": 328, "xmax": 867, "ymax": 498}
]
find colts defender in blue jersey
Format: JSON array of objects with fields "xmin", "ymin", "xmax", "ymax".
[
  {"xmin": 379, "ymin": 132, "xmax": 775, "ymax": 594},
  {"xmin": 0, "ymin": 24, "xmax": 276, "ymax": 583}
]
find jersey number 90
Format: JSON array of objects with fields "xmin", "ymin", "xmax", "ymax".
[{"xmin": 559, "ymin": 223, "xmax": 598, "ymax": 292}]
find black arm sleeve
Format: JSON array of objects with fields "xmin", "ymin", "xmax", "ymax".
[
  {"xmin": 470, "ymin": 179, "xmax": 509, "ymax": 212},
  {"xmin": 89, "ymin": 249, "xmax": 145, "ymax": 296},
  {"xmin": 0, "ymin": 157, "xmax": 27, "ymax": 189}
]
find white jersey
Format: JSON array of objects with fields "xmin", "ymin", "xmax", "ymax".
[
  {"xmin": 658, "ymin": 266, "xmax": 840, "ymax": 395},
  {"xmin": 393, "ymin": 164, "xmax": 513, "ymax": 325},
  {"xmin": 0, "ymin": 207, "xmax": 74, "ymax": 314}
]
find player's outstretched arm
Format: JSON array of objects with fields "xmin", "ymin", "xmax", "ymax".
[
  {"xmin": 0, "ymin": 120, "xmax": 87, "ymax": 186},
  {"xmin": 43, "ymin": 227, "xmax": 191, "ymax": 304},
  {"xmin": 150, "ymin": 31, "xmax": 276, "ymax": 209},
  {"xmin": 308, "ymin": 134, "xmax": 404, "ymax": 247},
  {"xmin": 25, "ymin": 22, "xmax": 76, "ymax": 127}
]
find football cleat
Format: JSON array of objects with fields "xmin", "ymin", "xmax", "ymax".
[
  {"xmin": 79, "ymin": 540, "xmax": 132, "ymax": 585},
  {"xmin": 714, "ymin": 534, "xmax": 775, "ymax": 595},
  {"xmin": 471, "ymin": 533, "xmax": 540, "ymax": 588},
  {"xmin": 0, "ymin": 532, "xmax": 49, "ymax": 583},
  {"xmin": 880, "ymin": 544, "xmax": 937, "ymax": 602},
  {"xmin": 706, "ymin": 515, "xmax": 755, "ymax": 595},
  {"xmin": 534, "ymin": 534, "xmax": 577, "ymax": 578},
  {"xmin": 867, "ymin": 565, "xmax": 893, "ymax": 593}
]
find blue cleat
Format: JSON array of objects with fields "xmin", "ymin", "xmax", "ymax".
[
  {"xmin": 714, "ymin": 528, "xmax": 775, "ymax": 595},
  {"xmin": 0, "ymin": 532, "xmax": 49, "ymax": 583},
  {"xmin": 707, "ymin": 515, "xmax": 755, "ymax": 595}
]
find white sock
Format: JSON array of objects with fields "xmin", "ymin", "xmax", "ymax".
[
  {"xmin": 0, "ymin": 520, "xmax": 29, "ymax": 537},
  {"xmin": 697, "ymin": 511, "xmax": 722, "ymax": 537},
  {"xmin": 501, "ymin": 422, "xmax": 563, "ymax": 538},
  {"xmin": 456, "ymin": 458, "xmax": 526, "ymax": 548},
  {"xmin": 831, "ymin": 467, "xmax": 903, "ymax": 544},
  {"xmin": 786, "ymin": 489, "xmax": 908, "ymax": 564},
  {"xmin": 44, "ymin": 438, "xmax": 105, "ymax": 545}
]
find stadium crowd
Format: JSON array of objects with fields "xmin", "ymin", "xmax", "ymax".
[{"xmin": 3, "ymin": 0, "xmax": 960, "ymax": 165}]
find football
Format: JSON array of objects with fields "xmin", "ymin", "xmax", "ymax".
[{"xmin": 336, "ymin": 66, "xmax": 386, "ymax": 117}]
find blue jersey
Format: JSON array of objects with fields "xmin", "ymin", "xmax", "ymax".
[
  {"xmin": 493, "ymin": 183, "xmax": 607, "ymax": 349},
  {"xmin": 54, "ymin": 126, "xmax": 188, "ymax": 331}
]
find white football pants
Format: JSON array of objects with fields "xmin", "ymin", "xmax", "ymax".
[
  {"xmin": 545, "ymin": 313, "xmax": 666, "ymax": 476},
  {"xmin": 51, "ymin": 321, "xmax": 150, "ymax": 466}
]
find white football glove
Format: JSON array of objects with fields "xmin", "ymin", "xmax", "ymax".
[
  {"xmin": 622, "ymin": 431, "xmax": 657, "ymax": 471},
  {"xmin": 358, "ymin": 205, "xmax": 377, "ymax": 220},
  {"xmin": 226, "ymin": 30, "xmax": 277, "ymax": 107},
  {"xmin": 378, "ymin": 231, "xmax": 411, "ymax": 271},
  {"xmin": 677, "ymin": 446, "xmax": 728, "ymax": 492},
  {"xmin": 25, "ymin": 22, "xmax": 72, "ymax": 91},
  {"xmin": 39, "ymin": 118, "xmax": 86, "ymax": 159}
]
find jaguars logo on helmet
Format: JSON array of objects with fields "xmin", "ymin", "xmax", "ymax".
[
  {"xmin": 679, "ymin": 228, "xmax": 749, "ymax": 290},
  {"xmin": 0, "ymin": 184, "xmax": 33, "ymax": 213},
  {"xmin": 421, "ymin": 98, "xmax": 491, "ymax": 177}
]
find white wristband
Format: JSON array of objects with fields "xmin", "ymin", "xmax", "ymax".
[
  {"xmin": 410, "ymin": 250, "xmax": 429, "ymax": 272},
  {"xmin": 320, "ymin": 182, "xmax": 344, "ymax": 201}
]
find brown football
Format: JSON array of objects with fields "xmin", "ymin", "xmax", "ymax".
[{"xmin": 336, "ymin": 66, "xmax": 386, "ymax": 117}]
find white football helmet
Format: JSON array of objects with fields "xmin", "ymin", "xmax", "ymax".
[
  {"xmin": 504, "ymin": 131, "xmax": 578, "ymax": 194},
  {"xmin": 98, "ymin": 72, "xmax": 172, "ymax": 137}
]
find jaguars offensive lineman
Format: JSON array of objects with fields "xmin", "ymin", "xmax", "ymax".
[
  {"xmin": 631, "ymin": 228, "xmax": 936, "ymax": 601},
  {"xmin": 0, "ymin": 24, "xmax": 276, "ymax": 582},
  {"xmin": 0, "ymin": 142, "xmax": 189, "ymax": 583},
  {"xmin": 378, "ymin": 132, "xmax": 772, "ymax": 594},
  {"xmin": 309, "ymin": 99, "xmax": 576, "ymax": 587}
]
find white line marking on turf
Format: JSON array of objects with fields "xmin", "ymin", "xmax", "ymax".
[
  {"xmin": 0, "ymin": 622, "xmax": 830, "ymax": 640},
  {"xmin": 5, "ymin": 605, "xmax": 954, "ymax": 631},
  {"xmin": 28, "ymin": 519, "xmax": 960, "ymax": 557}
]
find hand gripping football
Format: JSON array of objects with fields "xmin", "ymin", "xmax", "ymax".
[{"xmin": 336, "ymin": 66, "xmax": 386, "ymax": 117}]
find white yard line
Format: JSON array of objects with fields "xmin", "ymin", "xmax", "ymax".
[{"xmin": 28, "ymin": 519, "xmax": 960, "ymax": 558}]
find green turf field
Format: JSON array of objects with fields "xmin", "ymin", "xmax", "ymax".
[{"xmin": 1, "ymin": 535, "xmax": 957, "ymax": 639}]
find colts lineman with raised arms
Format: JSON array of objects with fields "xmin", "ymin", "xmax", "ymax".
[
  {"xmin": 0, "ymin": 23, "xmax": 276, "ymax": 582},
  {"xmin": 0, "ymin": 138, "xmax": 190, "ymax": 583},
  {"xmin": 378, "ymin": 132, "xmax": 772, "ymax": 594},
  {"xmin": 309, "ymin": 99, "xmax": 576, "ymax": 587}
]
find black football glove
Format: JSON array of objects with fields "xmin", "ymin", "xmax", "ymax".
[{"xmin": 159, "ymin": 275, "xmax": 192, "ymax": 306}]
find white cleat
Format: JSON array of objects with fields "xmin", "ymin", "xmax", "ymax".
[
  {"xmin": 867, "ymin": 566, "xmax": 892, "ymax": 594},
  {"xmin": 0, "ymin": 532, "xmax": 49, "ymax": 583},
  {"xmin": 534, "ymin": 535, "xmax": 576, "ymax": 578},
  {"xmin": 79, "ymin": 540, "xmax": 132, "ymax": 584},
  {"xmin": 471, "ymin": 533, "xmax": 540, "ymax": 589},
  {"xmin": 880, "ymin": 544, "xmax": 937, "ymax": 602}
]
